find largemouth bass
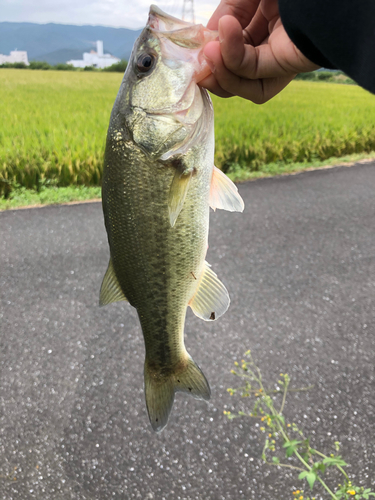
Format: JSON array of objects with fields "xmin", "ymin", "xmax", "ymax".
[{"xmin": 101, "ymin": 5, "xmax": 244, "ymax": 432}]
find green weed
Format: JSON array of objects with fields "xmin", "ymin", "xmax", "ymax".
[{"xmin": 225, "ymin": 351, "xmax": 375, "ymax": 499}]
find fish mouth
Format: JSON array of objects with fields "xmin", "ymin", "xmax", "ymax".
[
  {"xmin": 147, "ymin": 5, "xmax": 218, "ymax": 84},
  {"xmin": 147, "ymin": 5, "xmax": 193, "ymax": 32}
]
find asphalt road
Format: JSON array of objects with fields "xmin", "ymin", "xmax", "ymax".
[{"xmin": 1, "ymin": 163, "xmax": 375, "ymax": 500}]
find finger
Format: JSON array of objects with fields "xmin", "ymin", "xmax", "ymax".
[
  {"xmin": 198, "ymin": 74, "xmax": 234, "ymax": 98},
  {"xmin": 216, "ymin": 16, "xmax": 274, "ymax": 79},
  {"xmin": 203, "ymin": 41, "xmax": 295, "ymax": 103},
  {"xmin": 243, "ymin": 7, "xmax": 269, "ymax": 46},
  {"xmin": 219, "ymin": 15, "xmax": 255, "ymax": 74},
  {"xmin": 207, "ymin": 0, "xmax": 261, "ymax": 30},
  {"xmin": 216, "ymin": 19, "xmax": 314, "ymax": 79}
]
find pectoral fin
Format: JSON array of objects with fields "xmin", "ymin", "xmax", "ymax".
[
  {"xmin": 189, "ymin": 261, "xmax": 230, "ymax": 321},
  {"xmin": 99, "ymin": 258, "xmax": 128, "ymax": 306},
  {"xmin": 168, "ymin": 167, "xmax": 192, "ymax": 227},
  {"xmin": 209, "ymin": 166, "xmax": 244, "ymax": 212}
]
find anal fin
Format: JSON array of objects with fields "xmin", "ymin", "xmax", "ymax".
[
  {"xmin": 189, "ymin": 261, "xmax": 230, "ymax": 321},
  {"xmin": 99, "ymin": 258, "xmax": 128, "ymax": 307},
  {"xmin": 209, "ymin": 166, "xmax": 244, "ymax": 212}
]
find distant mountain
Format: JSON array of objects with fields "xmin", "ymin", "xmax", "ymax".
[
  {"xmin": 33, "ymin": 49, "xmax": 90, "ymax": 66},
  {"xmin": 0, "ymin": 22, "xmax": 142, "ymax": 64}
]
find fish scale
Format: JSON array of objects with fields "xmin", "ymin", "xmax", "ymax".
[
  {"xmin": 100, "ymin": 5, "xmax": 244, "ymax": 431},
  {"xmin": 103, "ymin": 122, "xmax": 211, "ymax": 358}
]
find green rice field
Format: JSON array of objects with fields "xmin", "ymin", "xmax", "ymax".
[{"xmin": 1, "ymin": 69, "xmax": 375, "ymax": 197}]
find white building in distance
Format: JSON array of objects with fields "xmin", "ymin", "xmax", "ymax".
[
  {"xmin": 0, "ymin": 50, "xmax": 29, "ymax": 65},
  {"xmin": 67, "ymin": 41, "xmax": 120, "ymax": 69}
]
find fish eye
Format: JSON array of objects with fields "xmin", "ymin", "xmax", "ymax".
[{"xmin": 136, "ymin": 53, "xmax": 156, "ymax": 74}]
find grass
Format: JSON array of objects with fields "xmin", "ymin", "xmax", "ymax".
[
  {"xmin": 0, "ymin": 185, "xmax": 101, "ymax": 210},
  {"xmin": 225, "ymin": 152, "xmax": 375, "ymax": 182},
  {"xmin": 1, "ymin": 69, "xmax": 375, "ymax": 206}
]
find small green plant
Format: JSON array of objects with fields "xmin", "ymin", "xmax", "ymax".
[{"xmin": 225, "ymin": 351, "xmax": 375, "ymax": 500}]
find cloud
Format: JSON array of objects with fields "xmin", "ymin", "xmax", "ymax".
[{"xmin": 0, "ymin": 0, "xmax": 220, "ymax": 28}]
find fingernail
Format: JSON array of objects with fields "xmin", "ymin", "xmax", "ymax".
[{"xmin": 204, "ymin": 55, "xmax": 215, "ymax": 73}]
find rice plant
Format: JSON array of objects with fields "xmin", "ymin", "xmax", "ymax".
[{"xmin": 1, "ymin": 69, "xmax": 375, "ymax": 197}]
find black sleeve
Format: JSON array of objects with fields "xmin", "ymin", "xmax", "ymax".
[{"xmin": 278, "ymin": 0, "xmax": 375, "ymax": 94}]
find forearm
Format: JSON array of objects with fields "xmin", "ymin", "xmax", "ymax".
[{"xmin": 279, "ymin": 0, "xmax": 375, "ymax": 93}]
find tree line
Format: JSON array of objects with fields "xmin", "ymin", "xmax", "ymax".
[{"xmin": 0, "ymin": 60, "xmax": 128, "ymax": 72}]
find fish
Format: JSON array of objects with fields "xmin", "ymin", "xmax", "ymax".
[{"xmin": 100, "ymin": 5, "xmax": 244, "ymax": 432}]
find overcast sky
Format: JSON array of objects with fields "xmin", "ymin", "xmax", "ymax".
[{"xmin": 0, "ymin": 0, "xmax": 220, "ymax": 29}]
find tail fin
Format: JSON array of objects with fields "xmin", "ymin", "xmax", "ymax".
[{"xmin": 144, "ymin": 355, "xmax": 211, "ymax": 432}]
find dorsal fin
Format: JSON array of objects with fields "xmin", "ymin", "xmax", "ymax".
[
  {"xmin": 189, "ymin": 261, "xmax": 230, "ymax": 321},
  {"xmin": 209, "ymin": 166, "xmax": 244, "ymax": 212},
  {"xmin": 99, "ymin": 258, "xmax": 128, "ymax": 306}
]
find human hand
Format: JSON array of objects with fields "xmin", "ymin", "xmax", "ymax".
[{"xmin": 200, "ymin": 0, "xmax": 320, "ymax": 103}]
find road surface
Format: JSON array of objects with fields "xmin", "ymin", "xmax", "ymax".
[{"xmin": 1, "ymin": 163, "xmax": 374, "ymax": 499}]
